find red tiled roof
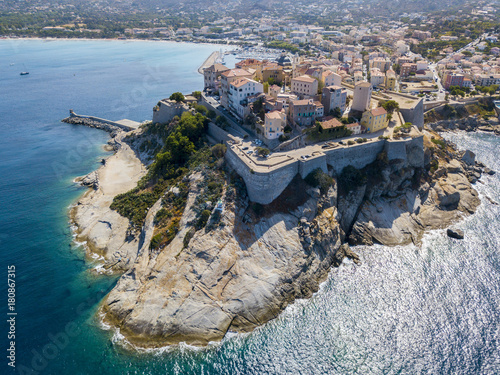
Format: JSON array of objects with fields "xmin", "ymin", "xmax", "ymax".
[
  {"xmin": 319, "ymin": 118, "xmax": 344, "ymax": 129},
  {"xmin": 293, "ymin": 75, "xmax": 316, "ymax": 83},
  {"xmin": 235, "ymin": 58, "xmax": 261, "ymax": 67},
  {"xmin": 370, "ymin": 107, "xmax": 387, "ymax": 116},
  {"xmin": 221, "ymin": 68, "xmax": 252, "ymax": 78}
]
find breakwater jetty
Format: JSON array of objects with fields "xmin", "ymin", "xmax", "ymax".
[
  {"xmin": 197, "ymin": 51, "xmax": 220, "ymax": 74},
  {"xmin": 62, "ymin": 110, "xmax": 141, "ymax": 132}
]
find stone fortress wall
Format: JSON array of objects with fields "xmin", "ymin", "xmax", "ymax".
[
  {"xmin": 211, "ymin": 120, "xmax": 425, "ymax": 204},
  {"xmin": 225, "ymin": 148, "xmax": 301, "ymax": 204},
  {"xmin": 160, "ymin": 95, "xmax": 426, "ymax": 205},
  {"xmin": 152, "ymin": 100, "xmax": 190, "ymax": 125}
]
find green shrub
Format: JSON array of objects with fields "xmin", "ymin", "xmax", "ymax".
[
  {"xmin": 431, "ymin": 138, "xmax": 446, "ymax": 148},
  {"xmin": 256, "ymin": 147, "xmax": 270, "ymax": 157},
  {"xmin": 304, "ymin": 168, "xmax": 334, "ymax": 193},
  {"xmin": 194, "ymin": 104, "xmax": 208, "ymax": 115},
  {"xmin": 339, "ymin": 165, "xmax": 367, "ymax": 193},
  {"xmin": 183, "ymin": 228, "xmax": 196, "ymax": 249},
  {"xmin": 169, "ymin": 92, "xmax": 185, "ymax": 102},
  {"xmin": 429, "ymin": 159, "xmax": 439, "ymax": 173},
  {"xmin": 211, "ymin": 143, "xmax": 227, "ymax": 158},
  {"xmin": 150, "ymin": 233, "xmax": 164, "ymax": 249},
  {"xmin": 154, "ymin": 208, "xmax": 173, "ymax": 225},
  {"xmin": 279, "ymin": 134, "xmax": 290, "ymax": 142},
  {"xmin": 196, "ymin": 209, "xmax": 211, "ymax": 229}
]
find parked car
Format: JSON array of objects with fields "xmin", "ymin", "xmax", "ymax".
[
  {"xmin": 247, "ymin": 150, "xmax": 253, "ymax": 155},
  {"xmin": 242, "ymin": 146, "xmax": 249, "ymax": 150}
]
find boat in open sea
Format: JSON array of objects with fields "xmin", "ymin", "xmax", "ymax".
[{"xmin": 20, "ymin": 71, "xmax": 29, "ymax": 75}]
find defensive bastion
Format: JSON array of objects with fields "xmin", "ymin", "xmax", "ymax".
[{"xmin": 215, "ymin": 129, "xmax": 425, "ymax": 205}]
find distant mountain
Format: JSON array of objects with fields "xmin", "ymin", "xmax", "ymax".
[{"xmin": 0, "ymin": 0, "xmax": 485, "ymax": 19}]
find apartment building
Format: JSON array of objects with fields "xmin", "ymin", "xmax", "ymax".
[
  {"xmin": 291, "ymin": 75, "xmax": 318, "ymax": 97},
  {"xmin": 220, "ymin": 69, "xmax": 254, "ymax": 109},
  {"xmin": 228, "ymin": 78, "xmax": 264, "ymax": 119},
  {"xmin": 289, "ymin": 99, "xmax": 317, "ymax": 127},
  {"xmin": 321, "ymin": 85, "xmax": 347, "ymax": 115}
]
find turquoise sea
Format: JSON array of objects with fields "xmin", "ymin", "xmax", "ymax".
[{"xmin": 1, "ymin": 39, "xmax": 499, "ymax": 374}]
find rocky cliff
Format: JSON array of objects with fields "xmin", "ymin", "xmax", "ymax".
[
  {"xmin": 101, "ymin": 174, "xmax": 353, "ymax": 347},
  {"xmin": 427, "ymin": 114, "xmax": 500, "ymax": 135},
  {"xmin": 98, "ymin": 128, "xmax": 488, "ymax": 348},
  {"xmin": 347, "ymin": 131, "xmax": 483, "ymax": 246}
]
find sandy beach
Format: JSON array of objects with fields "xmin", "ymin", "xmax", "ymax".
[{"xmin": 71, "ymin": 131, "xmax": 146, "ymax": 270}]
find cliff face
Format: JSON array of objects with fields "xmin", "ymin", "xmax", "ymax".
[
  {"xmin": 349, "ymin": 159, "xmax": 480, "ymax": 246},
  {"xmin": 63, "ymin": 110, "xmax": 491, "ymax": 349},
  {"xmin": 345, "ymin": 130, "xmax": 482, "ymax": 247},
  {"xmin": 98, "ymin": 129, "xmax": 486, "ymax": 348},
  {"xmin": 102, "ymin": 176, "xmax": 347, "ymax": 347}
]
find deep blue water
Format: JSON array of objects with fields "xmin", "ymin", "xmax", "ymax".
[{"xmin": 1, "ymin": 40, "xmax": 499, "ymax": 375}]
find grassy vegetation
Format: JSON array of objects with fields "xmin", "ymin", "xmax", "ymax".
[
  {"xmin": 149, "ymin": 143, "xmax": 227, "ymax": 252},
  {"xmin": 431, "ymin": 138, "xmax": 446, "ymax": 148},
  {"xmin": 111, "ymin": 111, "xmax": 209, "ymax": 231},
  {"xmin": 465, "ymin": 98, "xmax": 496, "ymax": 118}
]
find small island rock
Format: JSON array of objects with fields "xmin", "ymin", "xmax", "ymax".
[{"xmin": 447, "ymin": 228, "xmax": 464, "ymax": 240}]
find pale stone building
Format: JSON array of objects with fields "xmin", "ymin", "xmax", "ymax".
[
  {"xmin": 220, "ymin": 69, "xmax": 254, "ymax": 109},
  {"xmin": 351, "ymin": 81, "xmax": 373, "ymax": 113},
  {"xmin": 291, "ymin": 75, "xmax": 318, "ymax": 97},
  {"xmin": 263, "ymin": 110, "xmax": 286, "ymax": 140},
  {"xmin": 228, "ymin": 78, "xmax": 264, "ymax": 119},
  {"xmin": 321, "ymin": 85, "xmax": 347, "ymax": 115},
  {"xmin": 203, "ymin": 63, "xmax": 230, "ymax": 90}
]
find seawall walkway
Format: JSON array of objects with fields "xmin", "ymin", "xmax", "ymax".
[{"xmin": 198, "ymin": 51, "xmax": 220, "ymax": 74}]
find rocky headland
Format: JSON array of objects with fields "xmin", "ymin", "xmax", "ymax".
[
  {"xmin": 66, "ymin": 114, "xmax": 493, "ymax": 348},
  {"xmin": 427, "ymin": 114, "xmax": 500, "ymax": 135}
]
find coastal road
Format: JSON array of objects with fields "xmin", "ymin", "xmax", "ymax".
[{"xmin": 202, "ymin": 94, "xmax": 250, "ymax": 139}]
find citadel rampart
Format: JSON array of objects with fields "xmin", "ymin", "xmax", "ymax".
[
  {"xmin": 152, "ymin": 100, "xmax": 190, "ymax": 124},
  {"xmin": 215, "ymin": 120, "xmax": 425, "ymax": 204}
]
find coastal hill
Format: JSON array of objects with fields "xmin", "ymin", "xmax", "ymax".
[{"xmin": 68, "ymin": 105, "xmax": 484, "ymax": 347}]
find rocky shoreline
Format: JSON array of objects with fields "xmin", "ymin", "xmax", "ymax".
[
  {"xmin": 97, "ymin": 129, "xmax": 489, "ymax": 348},
  {"xmin": 68, "ymin": 120, "xmax": 147, "ymax": 271},
  {"xmin": 66, "ymin": 117, "xmax": 494, "ymax": 349},
  {"xmin": 62, "ymin": 116, "xmax": 122, "ymax": 137},
  {"xmin": 427, "ymin": 114, "xmax": 500, "ymax": 135}
]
